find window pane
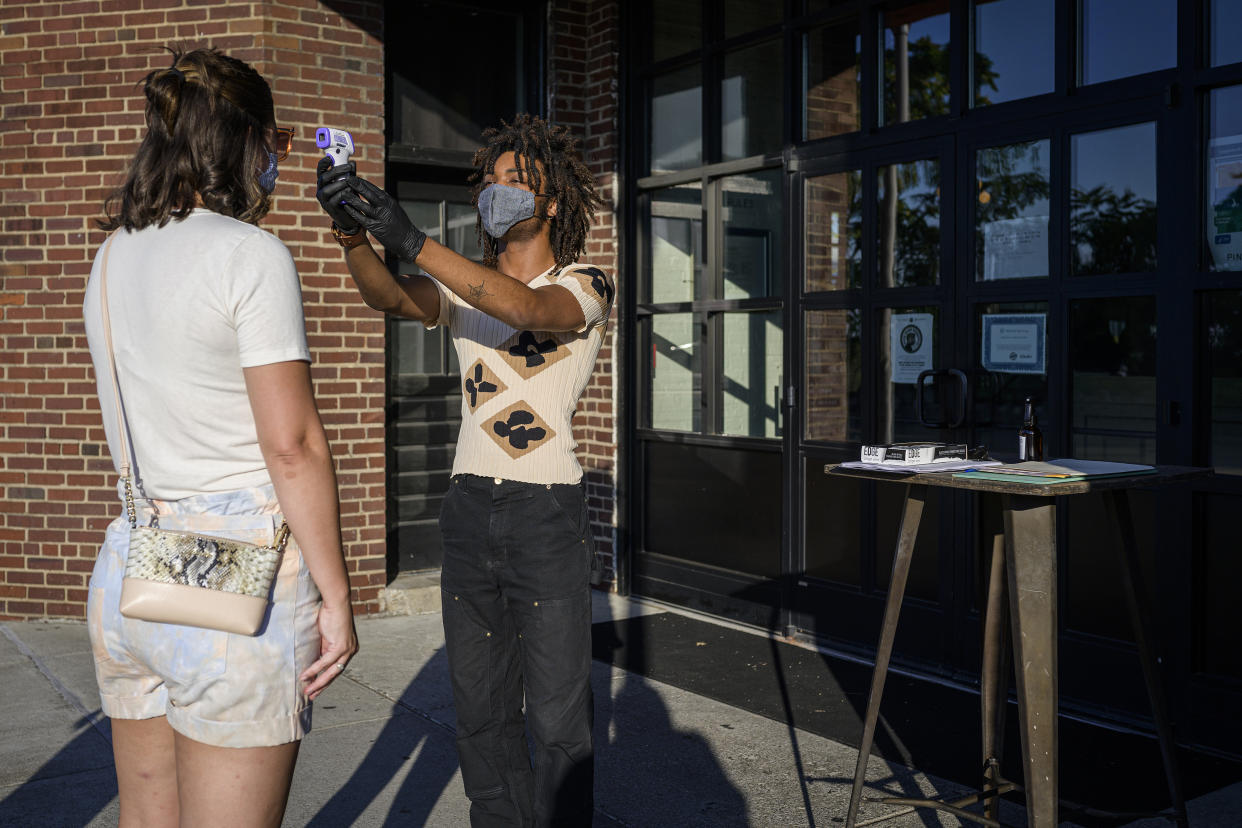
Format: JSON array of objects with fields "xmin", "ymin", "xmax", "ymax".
[
  {"xmin": 1069, "ymin": 297, "xmax": 1157, "ymax": 464},
  {"xmin": 651, "ymin": 0, "xmax": 700, "ymax": 63},
  {"xmin": 646, "ymin": 313, "xmax": 701, "ymax": 432},
  {"xmin": 971, "ymin": 302, "xmax": 1049, "ymax": 461},
  {"xmin": 878, "ymin": 159, "xmax": 941, "ymax": 287},
  {"xmin": 1080, "ymin": 0, "xmax": 1176, "ymax": 85},
  {"xmin": 1210, "ymin": 1, "xmax": 1242, "ymax": 67},
  {"xmin": 803, "ymin": 19, "xmax": 861, "ymax": 140},
  {"xmin": 651, "ymin": 66, "xmax": 703, "ymax": 173},
  {"xmin": 879, "ymin": 306, "xmax": 940, "ymax": 444},
  {"xmin": 804, "ymin": 461, "xmax": 861, "ymax": 586},
  {"xmin": 882, "ymin": 2, "xmax": 951, "ymax": 125},
  {"xmin": 646, "ymin": 184, "xmax": 703, "ymax": 303},
  {"xmin": 643, "ymin": 441, "xmax": 780, "ymax": 578},
  {"xmin": 721, "ymin": 311, "xmax": 783, "ymax": 438},
  {"xmin": 876, "ymin": 483, "xmax": 941, "ymax": 601},
  {"xmin": 805, "ymin": 308, "xmax": 861, "ymax": 443},
  {"xmin": 806, "ymin": 169, "xmax": 861, "ymax": 291},
  {"xmin": 1206, "ymin": 86, "xmax": 1242, "ymax": 272},
  {"xmin": 445, "ymin": 203, "xmax": 482, "ymax": 262},
  {"xmin": 390, "ymin": 4, "xmax": 523, "ymax": 152},
  {"xmin": 393, "ymin": 198, "xmax": 471, "ymax": 377},
  {"xmin": 1204, "ymin": 291, "xmax": 1242, "ymax": 475},
  {"xmin": 722, "ymin": 40, "xmax": 783, "ymax": 161},
  {"xmin": 973, "ymin": 0, "xmax": 1054, "ymax": 106},
  {"xmin": 1071, "ymin": 122, "xmax": 1157, "ymax": 276},
  {"xmin": 1200, "ymin": 493, "xmax": 1242, "ymax": 678},
  {"xmin": 724, "ymin": 0, "xmax": 780, "ymax": 39},
  {"xmin": 975, "ymin": 139, "xmax": 1050, "ymax": 281},
  {"xmin": 722, "ymin": 169, "xmax": 782, "ymax": 300}
]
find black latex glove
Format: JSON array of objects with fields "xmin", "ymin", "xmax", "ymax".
[
  {"xmin": 338, "ymin": 175, "xmax": 427, "ymax": 263},
  {"xmin": 316, "ymin": 156, "xmax": 360, "ymax": 234}
]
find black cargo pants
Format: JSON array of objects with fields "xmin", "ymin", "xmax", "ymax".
[{"xmin": 438, "ymin": 473, "xmax": 594, "ymax": 827}]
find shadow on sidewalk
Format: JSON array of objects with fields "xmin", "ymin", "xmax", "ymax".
[
  {"xmin": 307, "ymin": 646, "xmax": 459, "ymax": 826},
  {"xmin": 0, "ymin": 714, "xmax": 117, "ymax": 826},
  {"xmin": 592, "ymin": 595, "xmax": 749, "ymax": 826}
]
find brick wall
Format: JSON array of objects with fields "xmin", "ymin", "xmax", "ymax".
[
  {"xmin": 548, "ymin": 0, "xmax": 621, "ymax": 586},
  {"xmin": 0, "ymin": 0, "xmax": 389, "ymax": 620}
]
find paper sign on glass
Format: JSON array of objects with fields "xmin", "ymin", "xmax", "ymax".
[
  {"xmin": 890, "ymin": 312, "xmax": 933, "ymax": 384},
  {"xmin": 982, "ymin": 215, "xmax": 1049, "ymax": 280},
  {"xmin": 981, "ymin": 313, "xmax": 1046, "ymax": 374}
]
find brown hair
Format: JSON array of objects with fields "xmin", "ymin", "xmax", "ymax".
[
  {"xmin": 100, "ymin": 46, "xmax": 276, "ymax": 231},
  {"xmin": 469, "ymin": 114, "xmax": 603, "ymax": 269}
]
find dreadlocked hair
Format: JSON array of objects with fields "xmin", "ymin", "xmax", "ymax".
[{"xmin": 469, "ymin": 114, "xmax": 603, "ymax": 269}]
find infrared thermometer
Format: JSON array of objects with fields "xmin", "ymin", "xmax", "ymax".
[{"xmin": 315, "ymin": 127, "xmax": 355, "ymax": 167}]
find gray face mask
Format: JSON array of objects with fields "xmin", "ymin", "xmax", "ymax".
[{"xmin": 477, "ymin": 183, "xmax": 538, "ymax": 239}]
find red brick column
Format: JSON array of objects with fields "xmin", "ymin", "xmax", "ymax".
[
  {"xmin": 548, "ymin": 0, "xmax": 621, "ymax": 586},
  {"xmin": 0, "ymin": 0, "xmax": 388, "ymax": 620}
]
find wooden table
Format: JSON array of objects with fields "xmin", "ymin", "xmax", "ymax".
[{"xmin": 825, "ymin": 464, "xmax": 1212, "ymax": 828}]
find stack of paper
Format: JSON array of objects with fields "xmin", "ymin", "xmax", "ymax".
[{"xmin": 953, "ymin": 459, "xmax": 1155, "ymax": 483}]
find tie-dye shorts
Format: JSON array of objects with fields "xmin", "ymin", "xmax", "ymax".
[{"xmin": 87, "ymin": 482, "xmax": 321, "ymax": 748}]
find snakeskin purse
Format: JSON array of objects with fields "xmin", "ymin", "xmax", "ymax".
[{"xmin": 97, "ymin": 233, "xmax": 289, "ymax": 636}]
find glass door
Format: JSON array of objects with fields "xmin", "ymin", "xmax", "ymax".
[
  {"xmin": 795, "ymin": 135, "xmax": 966, "ymax": 669},
  {"xmin": 387, "ymin": 181, "xmax": 478, "ymax": 572}
]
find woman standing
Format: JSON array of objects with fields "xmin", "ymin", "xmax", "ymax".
[{"xmin": 82, "ymin": 47, "xmax": 356, "ymax": 827}]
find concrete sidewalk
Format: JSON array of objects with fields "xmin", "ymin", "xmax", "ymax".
[{"xmin": 1, "ymin": 591, "xmax": 1237, "ymax": 827}]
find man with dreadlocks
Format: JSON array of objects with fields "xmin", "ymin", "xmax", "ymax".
[{"xmin": 316, "ymin": 113, "xmax": 613, "ymax": 827}]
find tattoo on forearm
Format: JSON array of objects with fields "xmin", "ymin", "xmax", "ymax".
[{"xmin": 467, "ymin": 280, "xmax": 492, "ymax": 303}]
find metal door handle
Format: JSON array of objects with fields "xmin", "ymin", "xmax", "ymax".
[{"xmin": 915, "ymin": 368, "xmax": 968, "ymax": 429}]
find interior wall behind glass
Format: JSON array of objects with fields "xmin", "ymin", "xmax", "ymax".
[
  {"xmin": 648, "ymin": 184, "xmax": 704, "ymax": 303},
  {"xmin": 647, "ymin": 313, "xmax": 701, "ymax": 432},
  {"xmin": 722, "ymin": 169, "xmax": 782, "ymax": 299},
  {"xmin": 722, "ymin": 40, "xmax": 783, "ymax": 161},
  {"xmin": 651, "ymin": 66, "xmax": 704, "ymax": 173},
  {"xmin": 721, "ymin": 311, "xmax": 783, "ymax": 438}
]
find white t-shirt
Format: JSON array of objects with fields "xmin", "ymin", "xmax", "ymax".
[{"xmin": 83, "ymin": 209, "xmax": 311, "ymax": 501}]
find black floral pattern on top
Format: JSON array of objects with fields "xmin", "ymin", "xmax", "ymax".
[
  {"xmin": 464, "ymin": 363, "xmax": 498, "ymax": 408},
  {"xmin": 578, "ymin": 266, "xmax": 615, "ymax": 305},
  {"xmin": 493, "ymin": 408, "xmax": 547, "ymax": 450},
  {"xmin": 509, "ymin": 330, "xmax": 558, "ymax": 368}
]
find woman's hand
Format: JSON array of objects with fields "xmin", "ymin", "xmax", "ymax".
[{"xmin": 299, "ymin": 600, "xmax": 359, "ymax": 700}]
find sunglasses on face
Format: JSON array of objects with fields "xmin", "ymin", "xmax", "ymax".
[{"xmin": 273, "ymin": 127, "xmax": 294, "ymax": 162}]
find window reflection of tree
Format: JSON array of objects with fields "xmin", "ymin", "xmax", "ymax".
[
  {"xmin": 879, "ymin": 161, "xmax": 940, "ymax": 288},
  {"xmin": 1071, "ymin": 186, "xmax": 1158, "ymax": 274},
  {"xmin": 975, "ymin": 141, "xmax": 1050, "ymax": 279}
]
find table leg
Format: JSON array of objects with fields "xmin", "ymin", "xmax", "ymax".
[
  {"xmin": 846, "ymin": 483, "xmax": 927, "ymax": 828},
  {"xmin": 1003, "ymin": 494, "xmax": 1058, "ymax": 828},
  {"xmin": 981, "ymin": 533, "xmax": 1009, "ymax": 822},
  {"xmin": 1102, "ymin": 489, "xmax": 1188, "ymax": 828}
]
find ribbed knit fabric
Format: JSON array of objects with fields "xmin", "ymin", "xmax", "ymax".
[{"xmin": 427, "ymin": 263, "xmax": 615, "ymax": 485}]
